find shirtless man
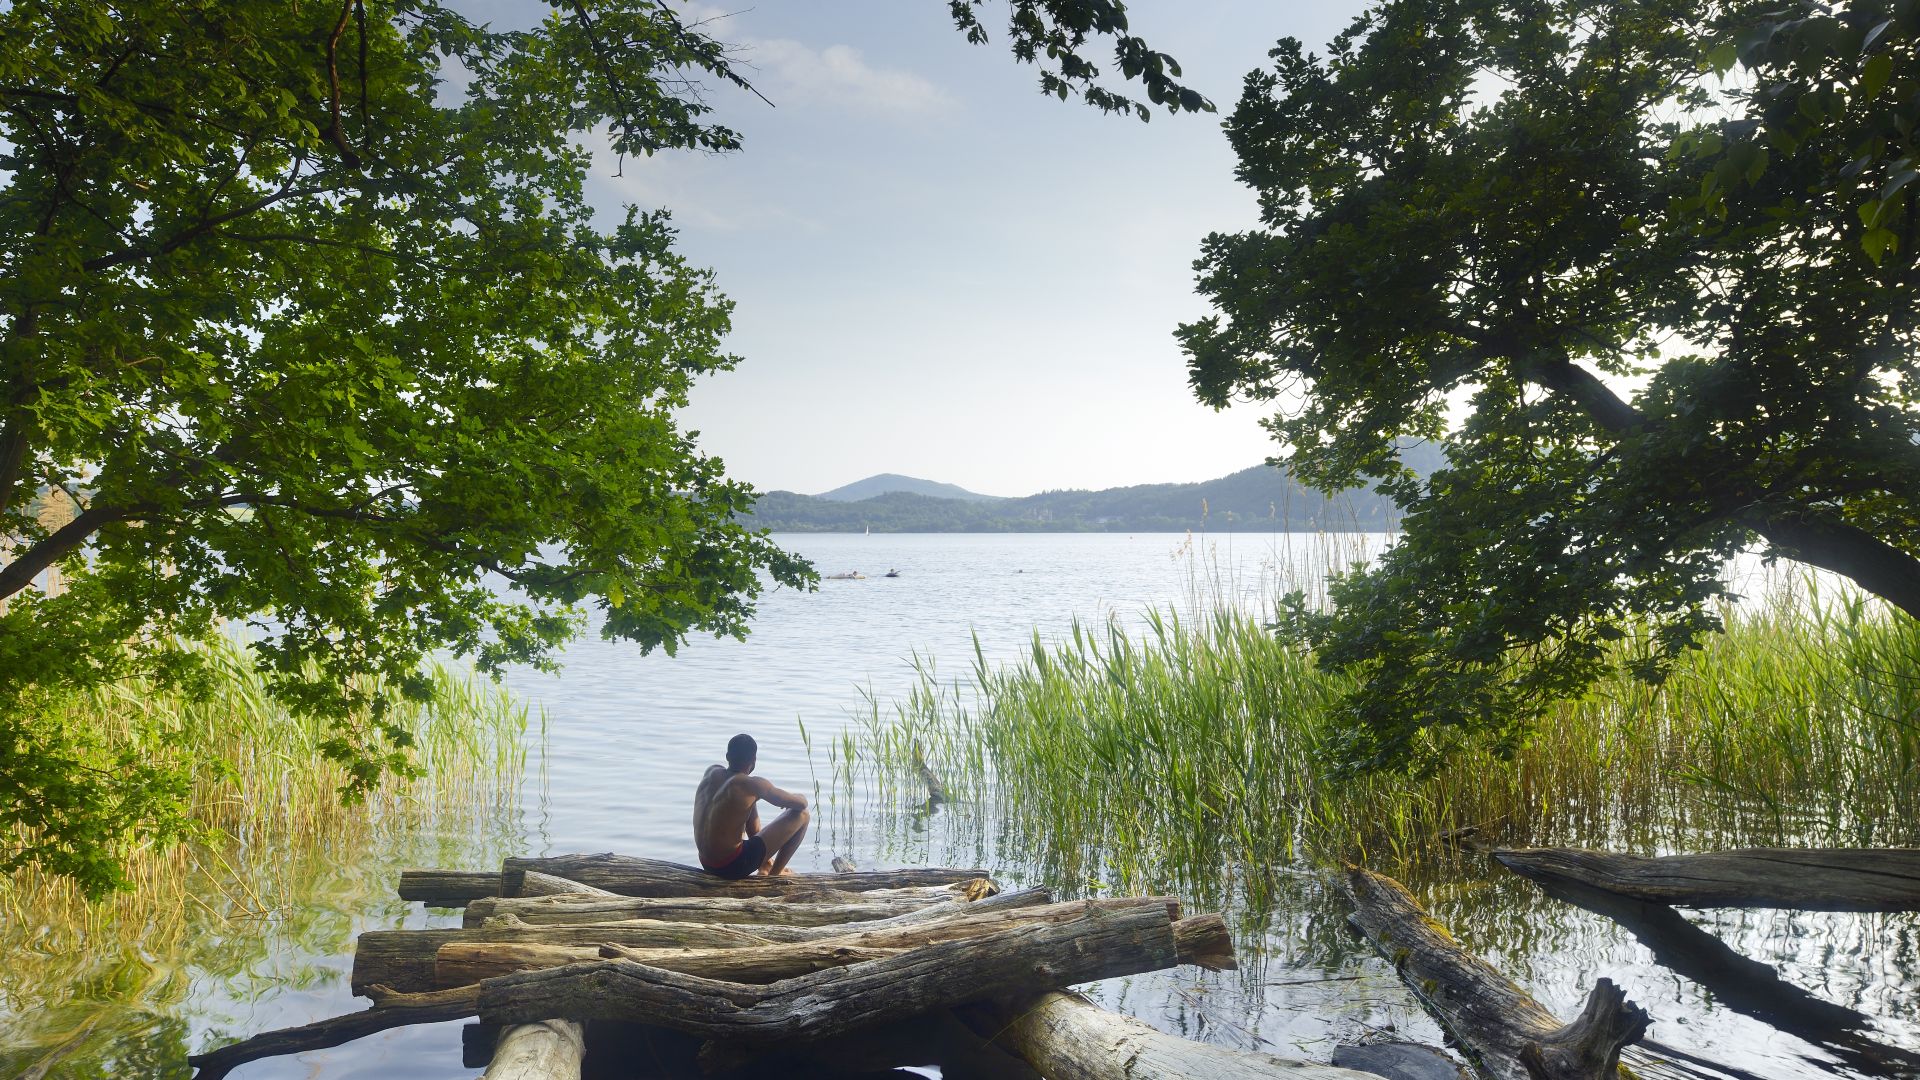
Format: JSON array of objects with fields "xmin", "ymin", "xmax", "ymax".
[{"xmin": 693, "ymin": 734, "xmax": 810, "ymax": 879}]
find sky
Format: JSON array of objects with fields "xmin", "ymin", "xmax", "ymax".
[{"xmin": 498, "ymin": 2, "xmax": 1374, "ymax": 496}]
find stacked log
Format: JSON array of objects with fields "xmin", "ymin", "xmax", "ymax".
[{"xmin": 191, "ymin": 854, "xmax": 1286, "ymax": 1079}]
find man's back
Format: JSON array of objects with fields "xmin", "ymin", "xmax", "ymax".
[{"xmin": 692, "ymin": 764, "xmax": 757, "ymax": 866}]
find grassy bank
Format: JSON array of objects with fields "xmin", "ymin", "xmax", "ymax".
[
  {"xmin": 0, "ymin": 638, "xmax": 530, "ymax": 1074},
  {"xmin": 846, "ymin": 585, "xmax": 1920, "ymax": 912}
]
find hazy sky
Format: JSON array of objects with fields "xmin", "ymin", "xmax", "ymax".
[{"xmin": 535, "ymin": 2, "xmax": 1374, "ymax": 496}]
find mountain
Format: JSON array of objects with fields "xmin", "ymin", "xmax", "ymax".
[
  {"xmin": 747, "ymin": 455, "xmax": 1437, "ymax": 533},
  {"xmin": 814, "ymin": 473, "xmax": 1002, "ymax": 503}
]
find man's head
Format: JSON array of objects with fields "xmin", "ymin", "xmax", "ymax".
[{"xmin": 725, "ymin": 733, "xmax": 757, "ymax": 774}]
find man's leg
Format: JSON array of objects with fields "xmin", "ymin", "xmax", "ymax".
[{"xmin": 754, "ymin": 806, "xmax": 810, "ymax": 876}]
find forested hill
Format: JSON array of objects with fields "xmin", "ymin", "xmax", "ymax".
[{"xmin": 744, "ymin": 460, "xmax": 1428, "ymax": 533}]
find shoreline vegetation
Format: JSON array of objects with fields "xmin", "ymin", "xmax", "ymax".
[
  {"xmin": 845, "ymin": 579, "xmax": 1920, "ymax": 915},
  {"xmin": 0, "ymin": 638, "xmax": 530, "ymax": 1076}
]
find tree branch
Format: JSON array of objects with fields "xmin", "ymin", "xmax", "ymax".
[{"xmin": 0, "ymin": 504, "xmax": 122, "ymax": 601}]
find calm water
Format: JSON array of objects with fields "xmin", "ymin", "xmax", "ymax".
[{"xmin": 5, "ymin": 532, "xmax": 1917, "ymax": 1078}]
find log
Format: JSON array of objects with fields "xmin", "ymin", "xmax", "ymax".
[
  {"xmin": 831, "ymin": 855, "xmax": 858, "ymax": 873},
  {"xmin": 1522, "ymin": 876, "xmax": 1920, "ymax": 1076},
  {"xmin": 475, "ymin": 902, "xmax": 1184, "ymax": 1047},
  {"xmin": 1493, "ymin": 847, "xmax": 1920, "ymax": 911},
  {"xmin": 434, "ymin": 940, "xmax": 904, "ymax": 988},
  {"xmin": 462, "ymin": 892, "xmax": 947, "ymax": 929},
  {"xmin": 188, "ymin": 984, "xmax": 480, "ymax": 1079},
  {"xmin": 483, "ymin": 1019, "xmax": 584, "ymax": 1080},
  {"xmin": 352, "ymin": 921, "xmax": 778, "ymax": 995},
  {"xmin": 971, "ymin": 990, "xmax": 1377, "ymax": 1079},
  {"xmin": 399, "ymin": 869, "xmax": 501, "ymax": 906},
  {"xmin": 1343, "ymin": 865, "xmax": 1648, "ymax": 1080},
  {"xmin": 517, "ymin": 870, "xmax": 615, "ymax": 897},
  {"xmin": 434, "ymin": 896, "xmax": 1218, "ymax": 988},
  {"xmin": 502, "ymin": 853, "xmax": 987, "ymax": 898}
]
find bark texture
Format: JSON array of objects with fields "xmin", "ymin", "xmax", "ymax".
[
  {"xmin": 462, "ymin": 893, "xmax": 945, "ymax": 929},
  {"xmin": 433, "ymin": 940, "xmax": 903, "ymax": 988},
  {"xmin": 483, "ymin": 1020, "xmax": 584, "ymax": 1080},
  {"xmin": 973, "ymin": 991, "xmax": 1377, "ymax": 1080},
  {"xmin": 399, "ymin": 869, "xmax": 501, "ymax": 906},
  {"xmin": 1343, "ymin": 865, "xmax": 1647, "ymax": 1080},
  {"xmin": 517, "ymin": 871, "xmax": 616, "ymax": 898},
  {"xmin": 475, "ymin": 903, "xmax": 1181, "ymax": 1043},
  {"xmin": 1494, "ymin": 847, "xmax": 1920, "ymax": 911},
  {"xmin": 353, "ymin": 921, "xmax": 777, "ymax": 995},
  {"xmin": 502, "ymin": 853, "xmax": 986, "ymax": 898}
]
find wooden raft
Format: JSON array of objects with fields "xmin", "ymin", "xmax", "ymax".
[{"xmin": 191, "ymin": 853, "xmax": 1346, "ymax": 1079}]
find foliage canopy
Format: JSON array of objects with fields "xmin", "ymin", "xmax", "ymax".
[
  {"xmin": 0, "ymin": 0, "xmax": 1209, "ymax": 894},
  {"xmin": 1181, "ymin": 0, "xmax": 1920, "ymax": 770}
]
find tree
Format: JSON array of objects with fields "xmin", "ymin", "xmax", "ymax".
[
  {"xmin": 1179, "ymin": 0, "xmax": 1920, "ymax": 770},
  {"xmin": 0, "ymin": 0, "xmax": 1209, "ymax": 894}
]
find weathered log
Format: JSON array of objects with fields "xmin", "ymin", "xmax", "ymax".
[
  {"xmin": 516, "ymin": 870, "xmax": 616, "ymax": 897},
  {"xmin": 462, "ymin": 892, "xmax": 947, "ymax": 929},
  {"xmin": 475, "ymin": 902, "xmax": 1184, "ymax": 1049},
  {"xmin": 399, "ymin": 868, "xmax": 501, "ymax": 906},
  {"xmin": 187, "ymin": 984, "xmax": 480, "ymax": 1078},
  {"xmin": 435, "ymin": 939, "xmax": 904, "ymax": 988},
  {"xmin": 352, "ymin": 921, "xmax": 777, "ymax": 995},
  {"xmin": 1524, "ymin": 875, "xmax": 1920, "ymax": 1076},
  {"xmin": 1343, "ymin": 865, "xmax": 1648, "ymax": 1080},
  {"xmin": 502, "ymin": 852, "xmax": 987, "ymax": 898},
  {"xmin": 483, "ymin": 1020, "xmax": 584, "ymax": 1080},
  {"xmin": 1494, "ymin": 846, "xmax": 1920, "ymax": 911},
  {"xmin": 831, "ymin": 855, "xmax": 858, "ymax": 873},
  {"xmin": 971, "ymin": 991, "xmax": 1377, "ymax": 1079}
]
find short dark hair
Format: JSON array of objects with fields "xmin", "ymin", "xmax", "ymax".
[{"xmin": 725, "ymin": 733, "xmax": 756, "ymax": 772}]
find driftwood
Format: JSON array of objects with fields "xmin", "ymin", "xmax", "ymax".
[
  {"xmin": 435, "ymin": 940, "xmax": 903, "ymax": 988},
  {"xmin": 433, "ymin": 896, "xmax": 1200, "ymax": 989},
  {"xmin": 352, "ymin": 920, "xmax": 778, "ymax": 994},
  {"xmin": 1525, "ymin": 876, "xmax": 1920, "ymax": 1076},
  {"xmin": 1344, "ymin": 865, "xmax": 1648, "ymax": 1080},
  {"xmin": 502, "ymin": 852, "xmax": 987, "ymax": 898},
  {"xmin": 483, "ymin": 1019, "xmax": 584, "ymax": 1080},
  {"xmin": 971, "ymin": 990, "xmax": 1375, "ymax": 1079},
  {"xmin": 1494, "ymin": 847, "xmax": 1920, "ymax": 911},
  {"xmin": 516, "ymin": 871, "xmax": 615, "ymax": 897},
  {"xmin": 831, "ymin": 855, "xmax": 858, "ymax": 873},
  {"xmin": 462, "ymin": 892, "xmax": 947, "ymax": 929},
  {"xmin": 188, "ymin": 983, "xmax": 480, "ymax": 1079},
  {"xmin": 399, "ymin": 869, "xmax": 501, "ymax": 906},
  {"xmin": 475, "ymin": 903, "xmax": 1195, "ymax": 1054}
]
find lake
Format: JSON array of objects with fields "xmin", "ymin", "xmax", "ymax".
[{"xmin": 4, "ymin": 532, "xmax": 1916, "ymax": 1078}]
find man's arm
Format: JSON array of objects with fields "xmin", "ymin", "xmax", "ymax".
[
  {"xmin": 745, "ymin": 806, "xmax": 761, "ymax": 836},
  {"xmin": 744, "ymin": 776, "xmax": 809, "ymax": 811}
]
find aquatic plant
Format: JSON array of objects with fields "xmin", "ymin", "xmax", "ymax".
[{"xmin": 844, "ymin": 582, "xmax": 1920, "ymax": 914}]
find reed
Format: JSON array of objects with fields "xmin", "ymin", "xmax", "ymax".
[
  {"xmin": 845, "ymin": 580, "xmax": 1920, "ymax": 914},
  {"xmin": 0, "ymin": 635, "xmax": 530, "ymax": 1072}
]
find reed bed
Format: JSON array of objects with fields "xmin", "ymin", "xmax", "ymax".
[
  {"xmin": 0, "ymin": 636, "xmax": 531, "ymax": 1071},
  {"xmin": 845, "ymin": 581, "xmax": 1920, "ymax": 913}
]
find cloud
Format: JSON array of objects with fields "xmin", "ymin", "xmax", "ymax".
[
  {"xmin": 741, "ymin": 39, "xmax": 953, "ymax": 115},
  {"xmin": 671, "ymin": 6, "xmax": 950, "ymax": 116}
]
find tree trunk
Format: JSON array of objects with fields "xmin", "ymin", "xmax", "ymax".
[
  {"xmin": 1494, "ymin": 847, "xmax": 1920, "ymax": 911},
  {"xmin": 434, "ymin": 940, "xmax": 904, "ymax": 988},
  {"xmin": 462, "ymin": 892, "xmax": 948, "ymax": 930},
  {"xmin": 470, "ymin": 885, "xmax": 1050, "ymax": 943},
  {"xmin": 352, "ymin": 921, "xmax": 779, "ymax": 995},
  {"xmin": 969, "ymin": 991, "xmax": 1377, "ymax": 1080},
  {"xmin": 1343, "ymin": 865, "xmax": 1647, "ymax": 1080},
  {"xmin": 474, "ymin": 904, "xmax": 1183, "ymax": 1040},
  {"xmin": 399, "ymin": 869, "xmax": 502, "ymax": 906},
  {"xmin": 502, "ymin": 853, "xmax": 987, "ymax": 898},
  {"xmin": 483, "ymin": 1020, "xmax": 584, "ymax": 1080},
  {"xmin": 1524, "ymin": 875, "xmax": 1920, "ymax": 1075},
  {"xmin": 186, "ymin": 984, "xmax": 481, "ymax": 1079}
]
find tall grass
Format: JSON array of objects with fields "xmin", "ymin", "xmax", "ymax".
[
  {"xmin": 846, "ymin": 581, "xmax": 1920, "ymax": 913},
  {"xmin": 0, "ymin": 635, "xmax": 531, "ymax": 1071}
]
